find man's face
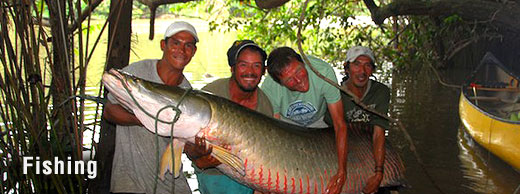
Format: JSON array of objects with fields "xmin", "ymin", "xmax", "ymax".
[
  {"xmin": 278, "ymin": 59, "xmax": 309, "ymax": 92},
  {"xmin": 231, "ymin": 49, "xmax": 265, "ymax": 92},
  {"xmin": 160, "ymin": 31, "xmax": 197, "ymax": 71},
  {"xmin": 346, "ymin": 55, "xmax": 373, "ymax": 88}
]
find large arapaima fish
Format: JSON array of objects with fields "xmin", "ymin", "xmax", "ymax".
[{"xmin": 102, "ymin": 69, "xmax": 405, "ymax": 194}]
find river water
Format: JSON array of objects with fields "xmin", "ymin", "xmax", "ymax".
[{"xmin": 388, "ymin": 65, "xmax": 520, "ymax": 194}]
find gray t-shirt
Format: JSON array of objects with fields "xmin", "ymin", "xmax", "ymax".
[{"xmin": 108, "ymin": 59, "xmax": 192, "ymax": 194}]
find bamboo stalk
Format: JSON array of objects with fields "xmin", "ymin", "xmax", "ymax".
[{"xmin": 0, "ymin": 0, "xmax": 108, "ymax": 192}]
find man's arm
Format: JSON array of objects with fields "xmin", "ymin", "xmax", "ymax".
[
  {"xmin": 325, "ymin": 100, "xmax": 348, "ymax": 194},
  {"xmin": 362, "ymin": 125, "xmax": 385, "ymax": 193},
  {"xmin": 103, "ymin": 101, "xmax": 142, "ymax": 126}
]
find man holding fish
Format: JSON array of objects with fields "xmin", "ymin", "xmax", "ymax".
[
  {"xmin": 102, "ymin": 60, "xmax": 407, "ymax": 194},
  {"xmin": 261, "ymin": 47, "xmax": 349, "ymax": 194},
  {"xmin": 102, "ymin": 31, "xmax": 408, "ymax": 193},
  {"xmin": 184, "ymin": 40, "xmax": 273, "ymax": 194},
  {"xmin": 103, "ymin": 21, "xmax": 198, "ymax": 194}
]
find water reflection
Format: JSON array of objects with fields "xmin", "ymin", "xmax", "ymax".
[
  {"xmin": 458, "ymin": 126, "xmax": 520, "ymax": 194},
  {"xmin": 458, "ymin": 126, "xmax": 497, "ymax": 193},
  {"xmin": 389, "ymin": 65, "xmax": 520, "ymax": 194}
]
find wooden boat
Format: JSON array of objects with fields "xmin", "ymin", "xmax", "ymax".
[{"xmin": 459, "ymin": 52, "xmax": 520, "ymax": 170}]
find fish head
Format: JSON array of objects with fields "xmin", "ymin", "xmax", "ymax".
[
  {"xmin": 102, "ymin": 69, "xmax": 212, "ymax": 139},
  {"xmin": 102, "ymin": 69, "xmax": 142, "ymax": 111}
]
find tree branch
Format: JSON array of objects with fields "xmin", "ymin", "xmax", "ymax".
[
  {"xmin": 255, "ymin": 0, "xmax": 290, "ymax": 9},
  {"xmin": 363, "ymin": 0, "xmax": 520, "ymax": 32}
]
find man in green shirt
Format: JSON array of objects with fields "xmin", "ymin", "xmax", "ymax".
[
  {"xmin": 261, "ymin": 47, "xmax": 348, "ymax": 194},
  {"xmin": 184, "ymin": 40, "xmax": 272, "ymax": 194},
  {"xmin": 339, "ymin": 46, "xmax": 401, "ymax": 194}
]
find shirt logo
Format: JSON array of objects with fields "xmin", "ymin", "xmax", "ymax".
[
  {"xmin": 285, "ymin": 100, "xmax": 317, "ymax": 126},
  {"xmin": 346, "ymin": 104, "xmax": 376, "ymax": 123}
]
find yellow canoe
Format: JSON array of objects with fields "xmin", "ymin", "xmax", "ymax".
[{"xmin": 459, "ymin": 52, "xmax": 520, "ymax": 170}]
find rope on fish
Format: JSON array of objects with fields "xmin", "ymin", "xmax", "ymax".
[
  {"xmin": 115, "ymin": 73, "xmax": 192, "ymax": 194},
  {"xmin": 152, "ymin": 88, "xmax": 192, "ymax": 194}
]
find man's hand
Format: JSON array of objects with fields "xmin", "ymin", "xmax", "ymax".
[
  {"xmin": 184, "ymin": 136, "xmax": 212, "ymax": 160},
  {"xmin": 362, "ymin": 172, "xmax": 383, "ymax": 194},
  {"xmin": 184, "ymin": 136, "xmax": 221, "ymax": 169},
  {"xmin": 325, "ymin": 170, "xmax": 346, "ymax": 194},
  {"xmin": 193, "ymin": 154, "xmax": 221, "ymax": 169}
]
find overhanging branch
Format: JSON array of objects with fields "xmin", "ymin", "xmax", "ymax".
[
  {"xmin": 363, "ymin": 0, "xmax": 520, "ymax": 32},
  {"xmin": 255, "ymin": 0, "xmax": 290, "ymax": 9}
]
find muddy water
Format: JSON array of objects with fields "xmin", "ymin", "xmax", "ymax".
[{"xmin": 388, "ymin": 65, "xmax": 520, "ymax": 194}]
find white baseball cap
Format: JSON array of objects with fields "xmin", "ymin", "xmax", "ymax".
[
  {"xmin": 164, "ymin": 21, "xmax": 199, "ymax": 42},
  {"xmin": 346, "ymin": 46, "xmax": 375, "ymax": 63}
]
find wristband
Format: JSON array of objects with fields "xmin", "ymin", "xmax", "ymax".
[{"xmin": 374, "ymin": 166, "xmax": 384, "ymax": 173}]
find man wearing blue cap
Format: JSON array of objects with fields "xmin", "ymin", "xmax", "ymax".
[
  {"xmin": 184, "ymin": 40, "xmax": 272, "ymax": 194},
  {"xmin": 104, "ymin": 21, "xmax": 198, "ymax": 194}
]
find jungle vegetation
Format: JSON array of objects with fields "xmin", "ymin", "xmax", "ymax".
[{"xmin": 1, "ymin": 0, "xmax": 518, "ymax": 193}]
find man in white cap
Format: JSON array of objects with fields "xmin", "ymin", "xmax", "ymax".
[
  {"xmin": 334, "ymin": 46, "xmax": 404, "ymax": 194},
  {"xmin": 104, "ymin": 21, "xmax": 198, "ymax": 194}
]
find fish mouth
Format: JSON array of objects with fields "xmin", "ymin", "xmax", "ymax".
[
  {"xmin": 102, "ymin": 69, "xmax": 136, "ymax": 98},
  {"xmin": 107, "ymin": 69, "xmax": 130, "ymax": 82}
]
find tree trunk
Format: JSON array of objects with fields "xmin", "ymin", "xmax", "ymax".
[{"xmin": 87, "ymin": 0, "xmax": 133, "ymax": 193}]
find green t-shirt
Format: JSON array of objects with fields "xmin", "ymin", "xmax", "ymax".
[
  {"xmin": 339, "ymin": 79, "xmax": 390, "ymax": 129},
  {"xmin": 261, "ymin": 55, "xmax": 340, "ymax": 128}
]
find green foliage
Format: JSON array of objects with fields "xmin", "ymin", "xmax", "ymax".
[
  {"xmin": 199, "ymin": 0, "xmax": 501, "ymax": 82},
  {"xmin": 386, "ymin": 13, "xmax": 501, "ymax": 73},
  {"xmin": 202, "ymin": 0, "xmax": 395, "ymax": 81},
  {"xmin": 46, "ymin": 0, "xmax": 500, "ymax": 81},
  {"xmin": 133, "ymin": 3, "xmax": 150, "ymax": 18},
  {"xmin": 165, "ymin": 1, "xmax": 218, "ymax": 19},
  {"xmin": 211, "ymin": 0, "xmax": 363, "ymax": 63}
]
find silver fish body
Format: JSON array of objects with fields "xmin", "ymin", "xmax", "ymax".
[{"xmin": 102, "ymin": 69, "xmax": 405, "ymax": 194}]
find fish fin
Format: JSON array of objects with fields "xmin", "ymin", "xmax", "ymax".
[
  {"xmin": 210, "ymin": 144, "xmax": 246, "ymax": 176},
  {"xmin": 159, "ymin": 139, "xmax": 184, "ymax": 180}
]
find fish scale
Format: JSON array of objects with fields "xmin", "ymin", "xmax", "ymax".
[{"xmin": 103, "ymin": 69, "xmax": 406, "ymax": 194}]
